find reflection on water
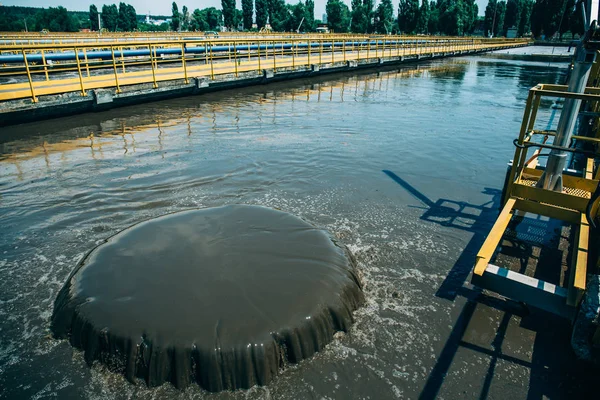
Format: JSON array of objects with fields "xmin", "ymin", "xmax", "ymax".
[{"xmin": 2, "ymin": 54, "xmax": 592, "ymax": 400}]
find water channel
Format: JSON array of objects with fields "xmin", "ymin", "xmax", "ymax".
[{"xmin": 1, "ymin": 49, "xmax": 597, "ymax": 399}]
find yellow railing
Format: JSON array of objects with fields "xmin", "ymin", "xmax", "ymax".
[{"xmin": 0, "ymin": 36, "xmax": 530, "ymax": 103}]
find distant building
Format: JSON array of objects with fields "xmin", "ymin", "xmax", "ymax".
[
  {"xmin": 316, "ymin": 23, "xmax": 329, "ymax": 33},
  {"xmin": 322, "ymin": 13, "xmax": 327, "ymax": 24},
  {"xmin": 506, "ymin": 26, "xmax": 518, "ymax": 38}
]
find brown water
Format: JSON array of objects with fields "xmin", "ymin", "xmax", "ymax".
[{"xmin": 1, "ymin": 53, "xmax": 596, "ymax": 399}]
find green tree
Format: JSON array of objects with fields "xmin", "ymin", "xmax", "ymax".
[
  {"xmin": 398, "ymin": 0, "xmax": 419, "ymax": 33},
  {"xmin": 89, "ymin": 4, "xmax": 99, "ymax": 30},
  {"xmin": 375, "ymin": 0, "xmax": 394, "ymax": 33},
  {"xmin": 171, "ymin": 2, "xmax": 180, "ymax": 31},
  {"xmin": 255, "ymin": 0, "xmax": 268, "ymax": 28},
  {"xmin": 416, "ymin": 0, "xmax": 430, "ymax": 33},
  {"xmin": 517, "ymin": 0, "xmax": 533, "ymax": 35},
  {"xmin": 305, "ymin": 0, "xmax": 315, "ymax": 30},
  {"xmin": 464, "ymin": 0, "xmax": 478, "ymax": 32},
  {"xmin": 118, "ymin": 2, "xmax": 129, "ymax": 31},
  {"xmin": 363, "ymin": 0, "xmax": 375, "ymax": 32},
  {"xmin": 495, "ymin": 0, "xmax": 506, "ymax": 35},
  {"xmin": 190, "ymin": 8, "xmax": 208, "ymax": 30},
  {"xmin": 326, "ymin": 0, "xmax": 351, "ymax": 32},
  {"xmin": 182, "ymin": 5, "xmax": 189, "ymax": 30},
  {"xmin": 101, "ymin": 4, "xmax": 119, "ymax": 31},
  {"xmin": 351, "ymin": 0, "xmax": 368, "ymax": 32},
  {"xmin": 503, "ymin": 0, "xmax": 520, "ymax": 33},
  {"xmin": 241, "ymin": 0, "xmax": 253, "ymax": 29},
  {"xmin": 222, "ymin": 0, "xmax": 236, "ymax": 29},
  {"xmin": 267, "ymin": 0, "xmax": 287, "ymax": 31},
  {"xmin": 428, "ymin": 0, "xmax": 439, "ymax": 32}
]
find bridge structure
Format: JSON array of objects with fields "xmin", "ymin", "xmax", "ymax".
[{"xmin": 0, "ymin": 33, "xmax": 530, "ymax": 124}]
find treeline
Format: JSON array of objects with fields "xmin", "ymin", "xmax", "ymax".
[
  {"xmin": 325, "ymin": 0, "xmax": 478, "ymax": 34},
  {"xmin": 0, "ymin": 6, "xmax": 86, "ymax": 32},
  {"xmin": 89, "ymin": 3, "xmax": 138, "ymax": 31},
  {"xmin": 483, "ymin": 0, "xmax": 583, "ymax": 38},
  {"xmin": 168, "ymin": 0, "xmax": 315, "ymax": 32}
]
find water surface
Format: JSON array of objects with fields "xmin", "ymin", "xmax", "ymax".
[{"xmin": 1, "ymin": 53, "xmax": 594, "ymax": 399}]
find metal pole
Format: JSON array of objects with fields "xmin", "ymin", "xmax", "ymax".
[{"xmin": 537, "ymin": 0, "xmax": 598, "ymax": 191}]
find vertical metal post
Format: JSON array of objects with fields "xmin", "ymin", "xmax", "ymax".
[
  {"xmin": 273, "ymin": 40, "xmax": 277, "ymax": 71},
  {"xmin": 504, "ymin": 90, "xmax": 535, "ymax": 204},
  {"xmin": 110, "ymin": 46, "xmax": 121, "ymax": 93},
  {"xmin": 149, "ymin": 44, "xmax": 157, "ymax": 88},
  {"xmin": 308, "ymin": 39, "xmax": 311, "ymax": 66},
  {"xmin": 319, "ymin": 40, "xmax": 323, "ymax": 65},
  {"xmin": 41, "ymin": 49, "xmax": 49, "ymax": 81},
  {"xmin": 22, "ymin": 49, "xmax": 37, "ymax": 102},
  {"xmin": 210, "ymin": 42, "xmax": 215, "ymax": 79},
  {"xmin": 331, "ymin": 38, "xmax": 334, "ymax": 63},
  {"xmin": 74, "ymin": 47, "xmax": 86, "ymax": 96},
  {"xmin": 234, "ymin": 42, "xmax": 238, "ymax": 77},
  {"xmin": 181, "ymin": 43, "xmax": 188, "ymax": 83},
  {"xmin": 343, "ymin": 39, "xmax": 346, "ymax": 62},
  {"xmin": 258, "ymin": 41, "xmax": 261, "ymax": 71},
  {"xmin": 119, "ymin": 46, "xmax": 125, "ymax": 73},
  {"xmin": 83, "ymin": 48, "xmax": 90, "ymax": 77}
]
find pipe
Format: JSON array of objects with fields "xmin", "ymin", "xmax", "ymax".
[{"xmin": 0, "ymin": 40, "xmax": 429, "ymax": 64}]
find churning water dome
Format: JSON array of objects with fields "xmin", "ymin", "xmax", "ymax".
[{"xmin": 51, "ymin": 205, "xmax": 364, "ymax": 391}]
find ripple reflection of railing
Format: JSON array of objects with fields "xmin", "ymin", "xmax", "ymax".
[{"xmin": 0, "ymin": 63, "xmax": 469, "ymax": 173}]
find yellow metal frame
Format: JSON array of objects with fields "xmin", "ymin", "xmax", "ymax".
[
  {"xmin": 473, "ymin": 76, "xmax": 600, "ymax": 312},
  {"xmin": 0, "ymin": 36, "xmax": 530, "ymax": 103}
]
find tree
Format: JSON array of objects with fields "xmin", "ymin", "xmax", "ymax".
[
  {"xmin": 503, "ymin": 0, "xmax": 520, "ymax": 34},
  {"xmin": 464, "ymin": 0, "xmax": 478, "ymax": 33},
  {"xmin": 117, "ymin": 2, "xmax": 131, "ymax": 31},
  {"xmin": 222, "ymin": 0, "xmax": 236, "ymax": 29},
  {"xmin": 267, "ymin": 0, "xmax": 287, "ymax": 31},
  {"xmin": 416, "ymin": 0, "xmax": 430, "ymax": 33},
  {"xmin": 517, "ymin": 0, "xmax": 533, "ymax": 35},
  {"xmin": 101, "ymin": 4, "xmax": 119, "ymax": 31},
  {"xmin": 428, "ymin": 0, "xmax": 439, "ymax": 32},
  {"xmin": 375, "ymin": 0, "xmax": 394, "ymax": 33},
  {"xmin": 241, "ymin": 0, "xmax": 253, "ymax": 29},
  {"xmin": 326, "ymin": 0, "xmax": 351, "ymax": 32},
  {"xmin": 305, "ymin": 0, "xmax": 315, "ymax": 30},
  {"xmin": 398, "ymin": 0, "xmax": 419, "ymax": 33},
  {"xmin": 182, "ymin": 5, "xmax": 189, "ymax": 30},
  {"xmin": 351, "ymin": 0, "xmax": 367, "ymax": 32},
  {"xmin": 363, "ymin": 0, "xmax": 375, "ymax": 32},
  {"xmin": 171, "ymin": 2, "xmax": 180, "ymax": 31},
  {"xmin": 255, "ymin": 0, "xmax": 268, "ymax": 28},
  {"xmin": 495, "ymin": 0, "xmax": 506, "ymax": 35},
  {"xmin": 89, "ymin": 4, "xmax": 99, "ymax": 31}
]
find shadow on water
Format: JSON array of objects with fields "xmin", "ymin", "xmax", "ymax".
[{"xmin": 382, "ymin": 169, "xmax": 597, "ymax": 400}]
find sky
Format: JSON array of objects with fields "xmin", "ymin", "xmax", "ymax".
[{"xmin": 2, "ymin": 0, "xmax": 489, "ymax": 19}]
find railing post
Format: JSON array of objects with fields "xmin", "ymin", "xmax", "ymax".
[
  {"xmin": 148, "ymin": 44, "xmax": 157, "ymax": 88},
  {"xmin": 234, "ymin": 42, "xmax": 238, "ymax": 77},
  {"xmin": 181, "ymin": 43, "xmax": 189, "ymax": 83},
  {"xmin": 82, "ymin": 48, "xmax": 90, "ymax": 77},
  {"xmin": 41, "ymin": 49, "xmax": 49, "ymax": 81},
  {"xmin": 210, "ymin": 42, "xmax": 215, "ymax": 79},
  {"xmin": 74, "ymin": 46, "xmax": 86, "ymax": 96},
  {"xmin": 308, "ymin": 39, "xmax": 311, "ymax": 66},
  {"xmin": 22, "ymin": 49, "xmax": 37, "ymax": 103},
  {"xmin": 319, "ymin": 40, "xmax": 323, "ymax": 65},
  {"xmin": 257, "ymin": 40, "xmax": 261, "ymax": 71},
  {"xmin": 120, "ymin": 46, "xmax": 125, "ymax": 73},
  {"xmin": 343, "ymin": 39, "xmax": 346, "ymax": 62},
  {"xmin": 110, "ymin": 46, "xmax": 121, "ymax": 93},
  {"xmin": 273, "ymin": 40, "xmax": 277, "ymax": 71}
]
